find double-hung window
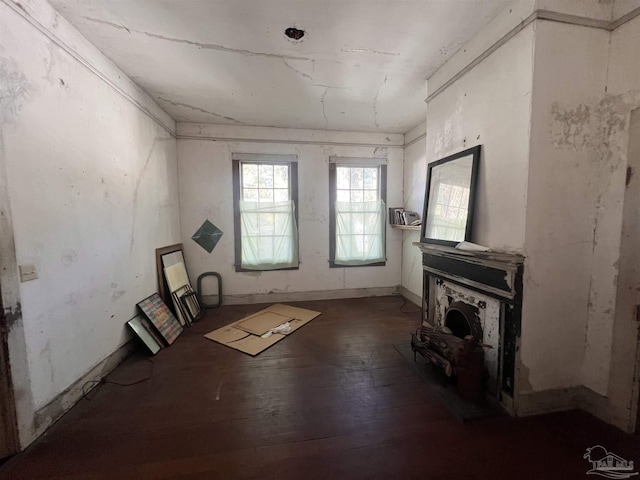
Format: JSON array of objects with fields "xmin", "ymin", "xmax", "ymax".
[
  {"xmin": 232, "ymin": 154, "xmax": 299, "ymax": 271},
  {"xmin": 329, "ymin": 157, "xmax": 387, "ymax": 267}
]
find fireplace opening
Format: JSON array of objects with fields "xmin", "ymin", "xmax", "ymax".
[{"xmin": 445, "ymin": 301, "xmax": 483, "ymax": 341}]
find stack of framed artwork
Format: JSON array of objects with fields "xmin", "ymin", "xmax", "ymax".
[{"xmin": 127, "ymin": 293, "xmax": 184, "ymax": 355}]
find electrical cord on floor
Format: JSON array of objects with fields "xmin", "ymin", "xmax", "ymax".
[
  {"xmin": 399, "ymin": 297, "xmax": 422, "ymax": 314},
  {"xmin": 81, "ymin": 356, "xmax": 154, "ymax": 401}
]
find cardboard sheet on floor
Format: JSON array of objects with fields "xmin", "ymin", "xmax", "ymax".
[{"xmin": 204, "ymin": 304, "xmax": 321, "ymax": 356}]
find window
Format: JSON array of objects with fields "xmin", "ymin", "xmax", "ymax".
[
  {"xmin": 232, "ymin": 154, "xmax": 299, "ymax": 271},
  {"xmin": 329, "ymin": 158, "xmax": 387, "ymax": 267}
]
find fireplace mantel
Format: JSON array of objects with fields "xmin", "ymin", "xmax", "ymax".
[
  {"xmin": 413, "ymin": 243, "xmax": 524, "ymax": 300},
  {"xmin": 413, "ymin": 242, "xmax": 524, "ymax": 413}
]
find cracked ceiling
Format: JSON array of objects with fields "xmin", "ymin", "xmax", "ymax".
[{"xmin": 50, "ymin": 0, "xmax": 514, "ymax": 134}]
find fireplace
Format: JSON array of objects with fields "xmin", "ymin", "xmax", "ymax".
[{"xmin": 414, "ymin": 242, "xmax": 524, "ymax": 412}]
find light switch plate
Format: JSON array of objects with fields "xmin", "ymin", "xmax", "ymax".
[{"xmin": 19, "ymin": 264, "xmax": 38, "ymax": 282}]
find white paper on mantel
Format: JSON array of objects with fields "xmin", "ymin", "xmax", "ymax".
[{"xmin": 455, "ymin": 241, "xmax": 491, "ymax": 252}]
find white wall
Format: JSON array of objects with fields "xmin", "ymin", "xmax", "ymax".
[
  {"xmin": 1, "ymin": 0, "xmax": 180, "ymax": 446},
  {"xmin": 177, "ymin": 123, "xmax": 403, "ymax": 302},
  {"xmin": 401, "ymin": 122, "xmax": 426, "ymax": 302},
  {"xmin": 522, "ymin": 21, "xmax": 611, "ymax": 394},
  {"xmin": 585, "ymin": 12, "xmax": 640, "ymax": 432},
  {"xmin": 425, "ymin": 24, "xmax": 534, "ymax": 252}
]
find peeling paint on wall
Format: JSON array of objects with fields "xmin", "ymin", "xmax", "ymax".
[
  {"xmin": 518, "ymin": 362, "xmax": 534, "ymax": 393},
  {"xmin": 4, "ymin": 302, "xmax": 22, "ymax": 330},
  {"xmin": 550, "ymin": 93, "xmax": 633, "ymax": 153},
  {"xmin": 550, "ymin": 102, "xmax": 591, "ymax": 150},
  {"xmin": 0, "ymin": 58, "xmax": 30, "ymax": 124},
  {"xmin": 548, "ymin": 90, "xmax": 640, "ymax": 395}
]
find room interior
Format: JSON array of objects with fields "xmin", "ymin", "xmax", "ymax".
[{"xmin": 1, "ymin": 0, "xmax": 640, "ymax": 475}]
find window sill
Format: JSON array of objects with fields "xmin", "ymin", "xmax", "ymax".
[
  {"xmin": 329, "ymin": 261, "xmax": 386, "ymax": 268},
  {"xmin": 235, "ymin": 266, "xmax": 299, "ymax": 273}
]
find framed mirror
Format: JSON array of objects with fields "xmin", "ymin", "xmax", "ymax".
[{"xmin": 421, "ymin": 145, "xmax": 481, "ymax": 246}]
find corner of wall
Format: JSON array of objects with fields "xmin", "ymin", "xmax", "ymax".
[{"xmin": 0, "ymin": 119, "xmax": 35, "ymax": 449}]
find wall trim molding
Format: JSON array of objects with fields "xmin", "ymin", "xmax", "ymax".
[
  {"xmin": 536, "ymin": 9, "xmax": 611, "ymax": 30},
  {"xmin": 516, "ymin": 385, "xmax": 635, "ymax": 433},
  {"xmin": 207, "ymin": 286, "xmax": 402, "ymax": 306},
  {"xmin": 426, "ymin": 6, "xmax": 640, "ymax": 104},
  {"xmin": 30, "ymin": 340, "xmax": 135, "ymax": 447},
  {"xmin": 401, "ymin": 287, "xmax": 422, "ymax": 308},
  {"xmin": 1, "ymin": 0, "xmax": 176, "ymax": 137},
  {"xmin": 515, "ymin": 386, "xmax": 584, "ymax": 417},
  {"xmin": 581, "ymin": 386, "xmax": 636, "ymax": 434},
  {"xmin": 425, "ymin": 11, "xmax": 537, "ymax": 104},
  {"xmin": 610, "ymin": 6, "xmax": 640, "ymax": 31},
  {"xmin": 404, "ymin": 133, "xmax": 426, "ymax": 148},
  {"xmin": 176, "ymin": 134, "xmax": 405, "ymax": 148}
]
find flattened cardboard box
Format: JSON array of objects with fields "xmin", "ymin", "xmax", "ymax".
[{"xmin": 204, "ymin": 304, "xmax": 321, "ymax": 356}]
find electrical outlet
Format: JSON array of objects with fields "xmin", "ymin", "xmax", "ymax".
[{"xmin": 19, "ymin": 264, "xmax": 38, "ymax": 282}]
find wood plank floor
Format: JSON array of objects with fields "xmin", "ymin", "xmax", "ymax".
[{"xmin": 2, "ymin": 296, "xmax": 639, "ymax": 479}]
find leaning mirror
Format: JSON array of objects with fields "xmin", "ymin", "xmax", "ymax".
[{"xmin": 421, "ymin": 145, "xmax": 481, "ymax": 246}]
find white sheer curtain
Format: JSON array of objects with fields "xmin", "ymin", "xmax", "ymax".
[
  {"xmin": 335, "ymin": 199, "xmax": 385, "ymax": 265},
  {"xmin": 239, "ymin": 200, "xmax": 298, "ymax": 270}
]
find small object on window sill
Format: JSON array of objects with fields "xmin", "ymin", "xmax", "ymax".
[
  {"xmin": 402, "ymin": 211, "xmax": 420, "ymax": 225},
  {"xmin": 391, "ymin": 224, "xmax": 420, "ymax": 230},
  {"xmin": 455, "ymin": 241, "xmax": 490, "ymax": 252}
]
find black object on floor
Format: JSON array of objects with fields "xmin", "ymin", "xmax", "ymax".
[{"xmin": 393, "ymin": 343, "xmax": 504, "ymax": 422}]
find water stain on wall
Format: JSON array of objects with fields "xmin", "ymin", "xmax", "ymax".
[
  {"xmin": 111, "ymin": 290, "xmax": 126, "ymax": 302},
  {"xmin": 61, "ymin": 250, "xmax": 77, "ymax": 266},
  {"xmin": 0, "ymin": 58, "xmax": 30, "ymax": 124}
]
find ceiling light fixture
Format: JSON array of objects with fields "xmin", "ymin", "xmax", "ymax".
[{"xmin": 284, "ymin": 27, "xmax": 305, "ymax": 40}]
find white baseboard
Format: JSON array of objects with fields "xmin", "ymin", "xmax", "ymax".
[
  {"xmin": 516, "ymin": 385, "xmax": 636, "ymax": 433},
  {"xmin": 401, "ymin": 287, "xmax": 422, "ymax": 308},
  {"xmin": 205, "ymin": 286, "xmax": 402, "ymax": 305},
  {"xmin": 32, "ymin": 340, "xmax": 135, "ymax": 443},
  {"xmin": 581, "ymin": 386, "xmax": 636, "ymax": 433},
  {"xmin": 515, "ymin": 387, "xmax": 583, "ymax": 417}
]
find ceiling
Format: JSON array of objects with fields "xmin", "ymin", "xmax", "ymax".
[{"xmin": 50, "ymin": 0, "xmax": 512, "ymax": 134}]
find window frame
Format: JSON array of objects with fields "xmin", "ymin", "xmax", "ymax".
[
  {"xmin": 232, "ymin": 157, "xmax": 299, "ymax": 272},
  {"xmin": 328, "ymin": 160, "xmax": 387, "ymax": 268}
]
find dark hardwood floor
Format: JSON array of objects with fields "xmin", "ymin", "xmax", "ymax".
[{"xmin": 2, "ymin": 296, "xmax": 639, "ymax": 479}]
